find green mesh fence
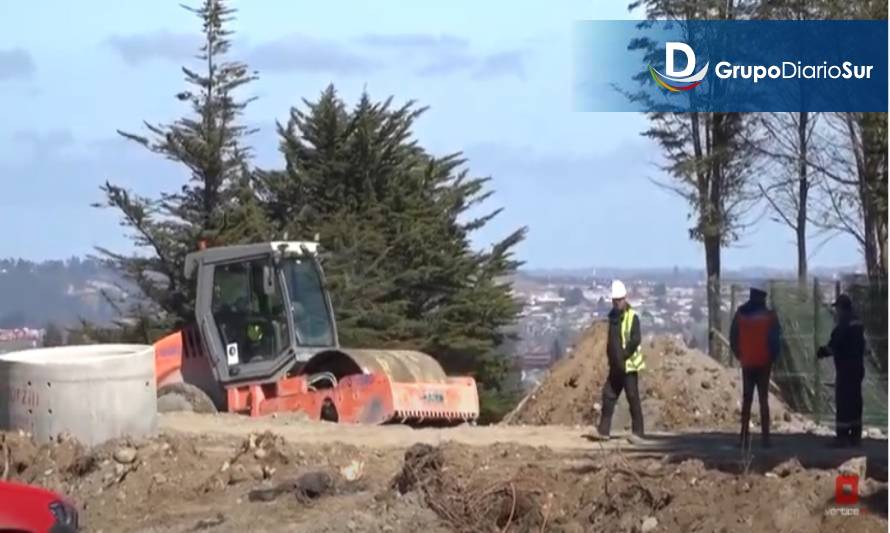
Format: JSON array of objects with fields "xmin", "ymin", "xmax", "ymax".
[{"xmin": 722, "ymin": 278, "xmax": 887, "ymax": 429}]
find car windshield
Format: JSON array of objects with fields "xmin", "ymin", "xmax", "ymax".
[{"xmin": 282, "ymin": 257, "xmax": 335, "ymax": 347}]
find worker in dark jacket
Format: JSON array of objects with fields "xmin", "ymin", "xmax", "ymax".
[
  {"xmin": 818, "ymin": 294, "xmax": 866, "ymax": 448},
  {"xmin": 730, "ymin": 282, "xmax": 781, "ymax": 448},
  {"xmin": 596, "ymin": 280, "xmax": 645, "ymax": 441}
]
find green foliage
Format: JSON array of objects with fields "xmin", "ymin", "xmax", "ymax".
[
  {"xmin": 478, "ymin": 386, "xmax": 522, "ymax": 426},
  {"xmin": 42, "ymin": 323, "xmax": 64, "ymax": 347},
  {"xmin": 94, "ymin": 0, "xmax": 264, "ymax": 332},
  {"xmin": 260, "ymin": 86, "xmax": 527, "ymax": 396}
]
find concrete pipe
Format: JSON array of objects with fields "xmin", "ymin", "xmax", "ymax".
[{"xmin": 0, "ymin": 344, "xmax": 157, "ymax": 446}]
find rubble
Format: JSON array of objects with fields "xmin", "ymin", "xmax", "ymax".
[
  {"xmin": 641, "ymin": 516, "xmax": 659, "ymax": 532},
  {"xmin": 294, "ymin": 470, "xmax": 336, "ymax": 500},
  {"xmin": 112, "ymin": 447, "xmax": 137, "ymax": 465},
  {"xmin": 0, "ymin": 421, "xmax": 885, "ymax": 533},
  {"xmin": 770, "ymin": 458, "xmax": 804, "ymax": 478}
]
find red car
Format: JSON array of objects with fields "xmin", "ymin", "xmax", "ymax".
[{"xmin": 0, "ymin": 480, "xmax": 78, "ymax": 532}]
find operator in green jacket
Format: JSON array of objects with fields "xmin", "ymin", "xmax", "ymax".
[{"xmin": 596, "ymin": 280, "xmax": 645, "ymax": 440}]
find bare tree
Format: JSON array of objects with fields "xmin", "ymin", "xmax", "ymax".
[
  {"xmin": 629, "ymin": 0, "xmax": 761, "ymax": 360},
  {"xmin": 756, "ymin": 112, "xmax": 823, "ymax": 286},
  {"xmin": 810, "ymin": 112, "xmax": 888, "ymax": 281}
]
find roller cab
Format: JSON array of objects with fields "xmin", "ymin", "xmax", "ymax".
[{"xmin": 154, "ymin": 241, "xmax": 479, "ymax": 425}]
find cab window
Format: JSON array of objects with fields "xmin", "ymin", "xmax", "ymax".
[
  {"xmin": 211, "ymin": 259, "xmax": 289, "ymax": 365},
  {"xmin": 283, "ymin": 258, "xmax": 335, "ymax": 347}
]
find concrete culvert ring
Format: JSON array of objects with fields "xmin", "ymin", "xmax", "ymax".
[
  {"xmin": 0, "ymin": 344, "xmax": 157, "ymax": 446},
  {"xmin": 157, "ymin": 383, "xmax": 217, "ymax": 414}
]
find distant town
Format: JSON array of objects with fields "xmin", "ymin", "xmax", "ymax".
[{"xmin": 0, "ymin": 260, "xmax": 859, "ymax": 392}]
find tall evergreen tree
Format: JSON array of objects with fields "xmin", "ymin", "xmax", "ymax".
[
  {"xmin": 95, "ymin": 0, "xmax": 264, "ymax": 332},
  {"xmin": 42, "ymin": 322, "xmax": 64, "ymax": 347},
  {"xmin": 260, "ymin": 86, "xmax": 526, "ymax": 392}
]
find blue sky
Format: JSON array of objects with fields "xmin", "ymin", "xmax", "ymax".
[{"xmin": 0, "ymin": 0, "xmax": 859, "ymax": 269}]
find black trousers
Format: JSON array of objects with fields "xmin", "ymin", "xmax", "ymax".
[
  {"xmin": 835, "ymin": 361, "xmax": 865, "ymax": 444},
  {"xmin": 597, "ymin": 370, "xmax": 644, "ymax": 436},
  {"xmin": 741, "ymin": 365, "xmax": 771, "ymax": 442}
]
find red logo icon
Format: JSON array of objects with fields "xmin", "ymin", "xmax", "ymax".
[{"xmin": 835, "ymin": 474, "xmax": 859, "ymax": 505}]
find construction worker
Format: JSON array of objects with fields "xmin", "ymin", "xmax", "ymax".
[
  {"xmin": 817, "ymin": 294, "xmax": 866, "ymax": 448},
  {"xmin": 596, "ymin": 280, "xmax": 645, "ymax": 441},
  {"xmin": 730, "ymin": 281, "xmax": 781, "ymax": 448}
]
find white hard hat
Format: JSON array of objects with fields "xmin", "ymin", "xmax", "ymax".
[{"xmin": 610, "ymin": 280, "xmax": 628, "ymax": 300}]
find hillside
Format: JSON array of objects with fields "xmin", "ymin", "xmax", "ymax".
[{"xmin": 0, "ymin": 257, "xmax": 124, "ymax": 327}]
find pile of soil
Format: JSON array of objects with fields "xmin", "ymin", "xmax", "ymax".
[{"xmin": 504, "ymin": 321, "xmax": 811, "ymax": 432}]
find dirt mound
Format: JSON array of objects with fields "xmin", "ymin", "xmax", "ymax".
[{"xmin": 505, "ymin": 321, "xmax": 804, "ymax": 431}]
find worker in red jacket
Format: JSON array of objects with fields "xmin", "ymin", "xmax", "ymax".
[{"xmin": 730, "ymin": 282, "xmax": 782, "ymax": 449}]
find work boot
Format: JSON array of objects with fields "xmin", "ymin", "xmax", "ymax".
[{"xmin": 587, "ymin": 427, "xmax": 611, "ymax": 441}]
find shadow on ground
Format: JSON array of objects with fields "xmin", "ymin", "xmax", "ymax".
[
  {"xmin": 577, "ymin": 431, "xmax": 888, "ymax": 519},
  {"xmin": 582, "ymin": 431, "xmax": 887, "ymax": 480}
]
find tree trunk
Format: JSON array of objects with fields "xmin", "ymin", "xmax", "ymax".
[
  {"xmin": 796, "ymin": 111, "xmax": 809, "ymax": 288},
  {"xmin": 705, "ymin": 235, "xmax": 722, "ymax": 361}
]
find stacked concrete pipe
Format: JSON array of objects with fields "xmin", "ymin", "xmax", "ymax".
[{"xmin": 0, "ymin": 344, "xmax": 157, "ymax": 446}]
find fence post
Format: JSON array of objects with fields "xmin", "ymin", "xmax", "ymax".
[
  {"xmin": 728, "ymin": 284, "xmax": 737, "ymax": 367},
  {"xmin": 813, "ymin": 278, "xmax": 822, "ymax": 425},
  {"xmin": 768, "ymin": 279, "xmax": 775, "ymax": 309}
]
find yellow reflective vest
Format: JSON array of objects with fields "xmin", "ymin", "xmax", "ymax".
[{"xmin": 622, "ymin": 308, "xmax": 645, "ymax": 372}]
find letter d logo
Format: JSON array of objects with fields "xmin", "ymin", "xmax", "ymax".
[
  {"xmin": 649, "ymin": 41, "xmax": 709, "ymax": 92},
  {"xmin": 666, "ymin": 42, "xmax": 696, "ymax": 78}
]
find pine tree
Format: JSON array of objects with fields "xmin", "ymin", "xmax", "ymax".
[
  {"xmin": 42, "ymin": 322, "xmax": 64, "ymax": 347},
  {"xmin": 261, "ymin": 86, "xmax": 527, "ymax": 394},
  {"xmin": 95, "ymin": 0, "xmax": 264, "ymax": 332}
]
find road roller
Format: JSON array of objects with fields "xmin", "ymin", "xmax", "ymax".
[{"xmin": 152, "ymin": 241, "xmax": 479, "ymax": 425}]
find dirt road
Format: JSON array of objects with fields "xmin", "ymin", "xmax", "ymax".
[
  {"xmin": 160, "ymin": 412, "xmax": 888, "ymax": 479},
  {"xmin": 160, "ymin": 412, "xmax": 594, "ymax": 450}
]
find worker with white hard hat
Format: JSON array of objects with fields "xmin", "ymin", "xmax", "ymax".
[
  {"xmin": 595, "ymin": 279, "xmax": 645, "ymax": 442},
  {"xmin": 730, "ymin": 280, "xmax": 782, "ymax": 449}
]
